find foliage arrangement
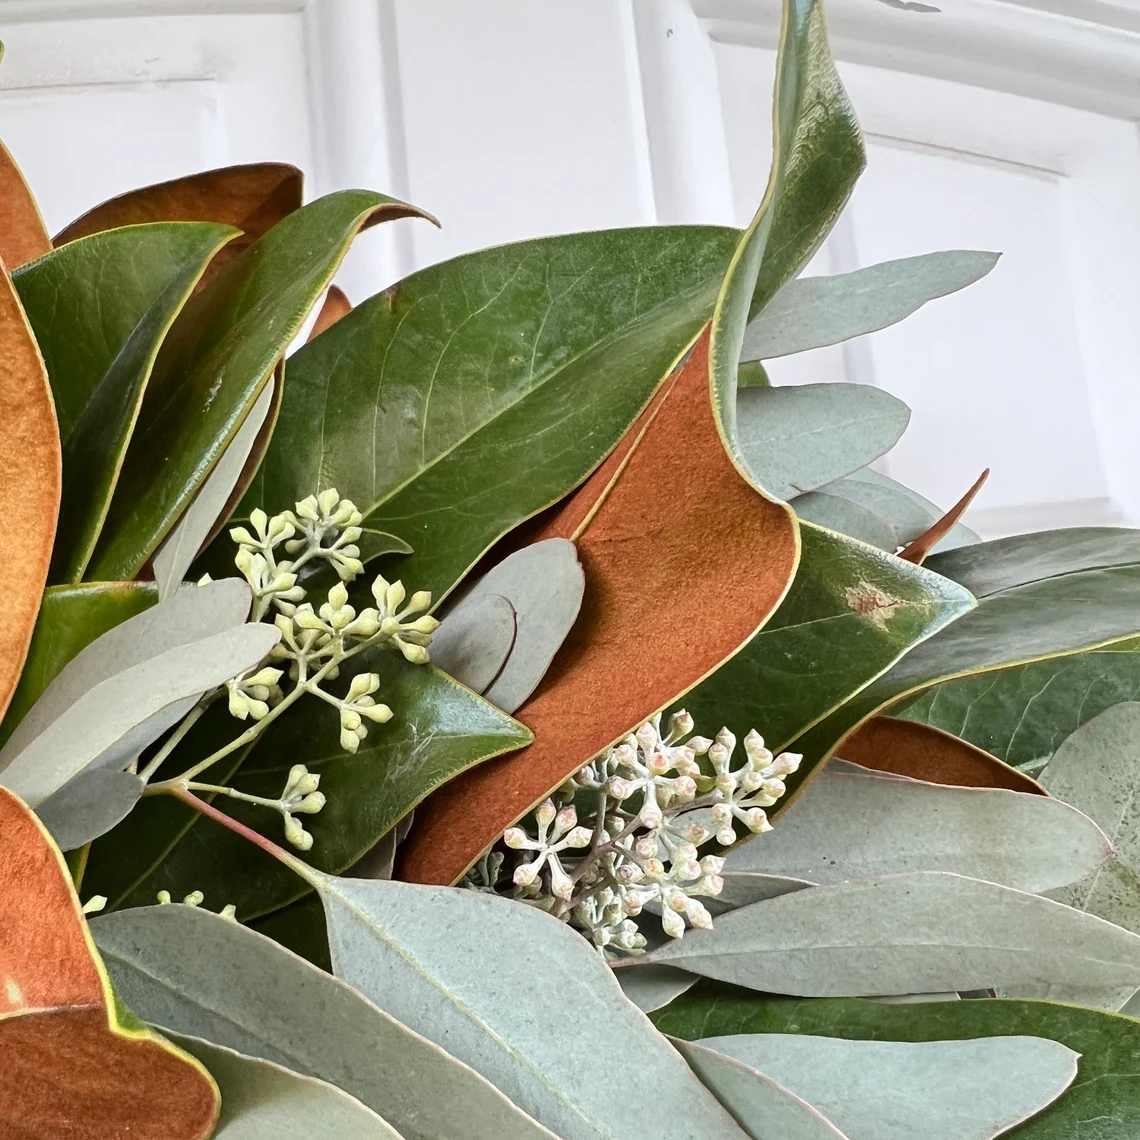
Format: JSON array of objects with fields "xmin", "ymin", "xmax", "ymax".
[{"xmin": 5, "ymin": 3, "xmax": 1140, "ymax": 1137}]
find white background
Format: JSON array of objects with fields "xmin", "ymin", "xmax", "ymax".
[{"xmin": 3, "ymin": 0, "xmax": 1139, "ymax": 538}]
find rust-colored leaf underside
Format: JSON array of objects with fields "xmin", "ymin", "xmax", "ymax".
[
  {"xmin": 400, "ymin": 327, "xmax": 799, "ymax": 884},
  {"xmin": 308, "ymin": 285, "xmax": 353, "ymax": 342},
  {"xmin": 0, "ymin": 266, "xmax": 61, "ymax": 721},
  {"xmin": 0, "ymin": 141, "xmax": 52, "ymax": 269},
  {"xmin": 0, "ymin": 789, "xmax": 219, "ymax": 1140},
  {"xmin": 839, "ymin": 715, "xmax": 1047, "ymax": 795}
]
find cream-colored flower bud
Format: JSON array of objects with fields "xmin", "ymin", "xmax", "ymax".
[
  {"xmin": 513, "ymin": 859, "xmax": 541, "ymax": 887},
  {"xmin": 771, "ymin": 752, "xmax": 802, "ymax": 776},
  {"xmin": 661, "ymin": 907, "xmax": 686, "ymax": 940},
  {"xmin": 535, "ymin": 798, "xmax": 557, "ymax": 828},
  {"xmin": 183, "ymin": 891, "xmax": 205, "ymax": 907},
  {"xmin": 295, "ymin": 495, "xmax": 320, "ymax": 522},
  {"xmin": 564, "ymin": 826, "xmax": 593, "ymax": 849},
  {"xmin": 636, "ymin": 722, "xmax": 658, "ymax": 751},
  {"xmin": 294, "ymin": 791, "xmax": 326, "ymax": 815},
  {"xmin": 687, "ymin": 735, "xmax": 713, "ymax": 755},
  {"xmin": 385, "ymin": 580, "xmax": 407, "ymax": 614},
  {"xmin": 396, "ymin": 640, "xmax": 430, "ymax": 665},
  {"xmin": 403, "ymin": 614, "xmax": 440, "ymax": 636},
  {"xmin": 230, "ymin": 525, "xmax": 259, "ymax": 547},
  {"xmin": 685, "ymin": 898, "xmax": 713, "ymax": 930},
  {"xmin": 318, "ymin": 488, "xmax": 340, "ymax": 517},
  {"xmin": 716, "ymin": 826, "xmax": 736, "ymax": 846},
  {"xmin": 250, "ymin": 508, "xmax": 269, "ymax": 536},
  {"xmin": 340, "ymin": 708, "xmax": 362, "ymax": 732},
  {"xmin": 503, "ymin": 827, "xmax": 529, "ymax": 849},
  {"xmin": 740, "ymin": 807, "xmax": 771, "ymax": 833},
  {"xmin": 346, "ymin": 672, "xmax": 381, "ymax": 702},
  {"xmin": 358, "ymin": 702, "xmax": 394, "ymax": 724},
  {"xmin": 284, "ymin": 814, "xmax": 313, "ymax": 851},
  {"xmin": 668, "ymin": 709, "xmax": 694, "ymax": 739},
  {"xmin": 228, "ymin": 689, "xmax": 251, "ymax": 720},
  {"xmin": 715, "ymin": 727, "xmax": 736, "ymax": 754},
  {"xmin": 700, "ymin": 855, "xmax": 725, "ymax": 876},
  {"xmin": 407, "ymin": 589, "xmax": 432, "ymax": 613}
]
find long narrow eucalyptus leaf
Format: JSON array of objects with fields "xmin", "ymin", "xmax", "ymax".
[
  {"xmin": 726, "ymin": 762, "xmax": 1110, "ymax": 892},
  {"xmin": 617, "ymin": 965, "xmax": 701, "ymax": 1015},
  {"xmin": 93, "ymin": 906, "xmax": 558, "ymax": 1140},
  {"xmin": 35, "ymin": 770, "xmax": 144, "ymax": 850},
  {"xmin": 741, "ymin": 251, "xmax": 999, "ymax": 361},
  {"xmin": 630, "ymin": 872, "xmax": 1140, "ymax": 996},
  {"xmin": 691, "ymin": 1033, "xmax": 1076, "ymax": 1140}
]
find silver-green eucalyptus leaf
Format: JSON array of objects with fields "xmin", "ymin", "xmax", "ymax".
[
  {"xmin": 170, "ymin": 1033, "xmax": 405, "ymax": 1140},
  {"xmin": 726, "ymin": 762, "xmax": 1110, "ymax": 892},
  {"xmin": 741, "ymin": 251, "xmax": 1000, "ymax": 362},
  {"xmin": 429, "ymin": 593, "xmax": 517, "ymax": 695},
  {"xmin": 839, "ymin": 468, "xmax": 980, "ymax": 549},
  {"xmin": 34, "ymin": 769, "xmax": 144, "ymax": 850},
  {"xmin": 735, "ymin": 384, "xmax": 910, "ymax": 501},
  {"xmin": 617, "ymin": 965, "xmax": 700, "ymax": 1014},
  {"xmin": 0, "ymin": 622, "xmax": 279, "ymax": 806},
  {"xmin": 671, "ymin": 1038, "xmax": 849, "ymax": 1140},
  {"xmin": 153, "ymin": 380, "xmax": 275, "ymax": 600},
  {"xmin": 318, "ymin": 878, "xmax": 752, "ymax": 1140},
  {"xmin": 790, "ymin": 489, "xmax": 899, "ymax": 550},
  {"xmin": 691, "ymin": 1033, "xmax": 1077, "ymax": 1140},
  {"xmin": 628, "ymin": 872, "xmax": 1140, "ymax": 996},
  {"xmin": 92, "ymin": 905, "xmax": 557, "ymax": 1140},
  {"xmin": 709, "ymin": 872, "xmax": 815, "ymax": 916}
]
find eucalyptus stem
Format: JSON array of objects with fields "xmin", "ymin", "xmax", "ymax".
[{"xmin": 138, "ymin": 701, "xmax": 209, "ymax": 784}]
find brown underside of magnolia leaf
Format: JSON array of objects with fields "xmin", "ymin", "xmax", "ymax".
[
  {"xmin": 308, "ymin": 285, "xmax": 352, "ymax": 342},
  {"xmin": 0, "ymin": 267, "xmax": 61, "ymax": 722},
  {"xmin": 400, "ymin": 327, "xmax": 799, "ymax": 884},
  {"xmin": 839, "ymin": 715, "xmax": 1047, "ymax": 795},
  {"xmin": 899, "ymin": 468, "xmax": 989, "ymax": 565},
  {"xmin": 54, "ymin": 163, "xmax": 305, "ymax": 287},
  {"xmin": 0, "ymin": 1008, "xmax": 218, "ymax": 1140},
  {"xmin": 0, "ymin": 141, "xmax": 52, "ymax": 269}
]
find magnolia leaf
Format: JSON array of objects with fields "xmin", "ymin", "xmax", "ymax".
[
  {"xmin": 839, "ymin": 716, "xmax": 1047, "ymax": 793},
  {"xmin": 153, "ymin": 380, "xmax": 276, "ymax": 599},
  {"xmin": 0, "ymin": 581, "xmax": 157, "ymax": 750},
  {"xmin": 673, "ymin": 1039, "xmax": 849, "ymax": 1139},
  {"xmin": 91, "ymin": 654, "xmax": 532, "ymax": 918},
  {"xmin": 308, "ymin": 285, "xmax": 352, "ymax": 341},
  {"xmin": 653, "ymin": 988, "xmax": 1140, "ymax": 1140},
  {"xmin": 687, "ymin": 1032, "xmax": 1077, "ymax": 1140},
  {"xmin": 86, "ymin": 190, "xmax": 432, "ymax": 582},
  {"xmin": 675, "ymin": 522, "xmax": 973, "ymax": 784},
  {"xmin": 617, "ymin": 965, "xmax": 701, "ymax": 1015},
  {"xmin": 787, "ymin": 529, "xmax": 1140, "ymax": 802},
  {"xmin": 0, "ymin": 265, "xmax": 61, "ymax": 722},
  {"xmin": 895, "ymin": 649, "xmax": 1140, "ymax": 773},
  {"xmin": 0, "ymin": 622, "xmax": 279, "ymax": 807},
  {"xmin": 630, "ymin": 871, "xmax": 1140, "ymax": 996},
  {"xmin": 0, "ymin": 788, "xmax": 219, "ymax": 1139},
  {"xmin": 457, "ymin": 537, "xmax": 585, "ymax": 713},
  {"xmin": 736, "ymin": 383, "xmax": 910, "ymax": 501},
  {"xmin": 93, "ymin": 904, "xmax": 562, "ymax": 1140},
  {"xmin": 315, "ymin": 878, "xmax": 750, "ymax": 1140},
  {"xmin": 13, "ymin": 222, "xmax": 238, "ymax": 583},
  {"xmin": 741, "ymin": 251, "xmax": 999, "ymax": 361},
  {"xmin": 56, "ymin": 162, "xmax": 305, "ymax": 288},
  {"xmin": 791, "ymin": 489, "xmax": 899, "ymax": 549},
  {"xmin": 0, "ymin": 578, "xmax": 251, "ymax": 765},
  {"xmin": 725, "ymin": 761, "xmax": 1109, "ymax": 892},
  {"xmin": 429, "ymin": 594, "xmax": 517, "ymax": 696},
  {"xmin": 0, "ymin": 139, "xmax": 51, "ymax": 268},
  {"xmin": 171, "ymin": 1034, "xmax": 405, "ymax": 1139},
  {"xmin": 737, "ymin": 360, "xmax": 770, "ymax": 387},
  {"xmin": 36, "ymin": 769, "xmax": 145, "ymax": 850},
  {"xmin": 1038, "ymin": 703, "xmax": 1140, "ymax": 935},
  {"xmin": 898, "ymin": 468, "xmax": 988, "ymax": 565}
]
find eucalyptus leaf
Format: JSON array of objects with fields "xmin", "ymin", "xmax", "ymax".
[
  {"xmin": 672, "ymin": 1039, "xmax": 848, "ymax": 1140},
  {"xmin": 0, "ymin": 578, "xmax": 251, "ymax": 766},
  {"xmin": 790, "ymin": 490, "xmax": 899, "ymax": 550},
  {"xmin": 458, "ymin": 538, "xmax": 585, "ymax": 713},
  {"xmin": 653, "ymin": 987, "xmax": 1140, "ymax": 1140},
  {"xmin": 93, "ymin": 905, "xmax": 556, "ymax": 1140},
  {"xmin": 687, "ymin": 1032, "xmax": 1076, "ymax": 1140},
  {"xmin": 429, "ymin": 594, "xmax": 517, "ymax": 695},
  {"xmin": 0, "ymin": 622, "xmax": 279, "ymax": 806},
  {"xmin": 726, "ymin": 761, "xmax": 1110, "ymax": 892},
  {"xmin": 735, "ymin": 384, "xmax": 910, "ymax": 501},
  {"xmin": 630, "ymin": 871, "xmax": 1140, "ymax": 996},
  {"xmin": 709, "ymin": 872, "xmax": 815, "ymax": 916},
  {"xmin": 87, "ymin": 191, "xmax": 426, "ymax": 581},
  {"xmin": 35, "ymin": 769, "xmax": 144, "ymax": 850},
  {"xmin": 153, "ymin": 381, "xmax": 275, "ymax": 600},
  {"xmin": 616, "ymin": 965, "xmax": 701, "ymax": 1015},
  {"xmin": 318, "ymin": 879, "xmax": 751, "ymax": 1140},
  {"xmin": 12, "ymin": 222, "xmax": 239, "ymax": 583},
  {"xmin": 170, "ymin": 1034, "xmax": 404, "ymax": 1139},
  {"xmin": 789, "ymin": 529, "xmax": 1140, "ymax": 800},
  {"xmin": 741, "ymin": 251, "xmax": 999, "ymax": 361}
]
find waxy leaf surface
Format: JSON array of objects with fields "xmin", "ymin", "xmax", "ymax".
[
  {"xmin": 0, "ymin": 140, "xmax": 51, "ymax": 268},
  {"xmin": 429, "ymin": 593, "xmax": 517, "ymax": 695}
]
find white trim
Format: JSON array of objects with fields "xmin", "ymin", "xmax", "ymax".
[
  {"xmin": 693, "ymin": 0, "xmax": 1140, "ymax": 119},
  {"xmin": 0, "ymin": 0, "xmax": 302, "ymax": 18},
  {"xmin": 969, "ymin": 498, "xmax": 1133, "ymax": 540}
]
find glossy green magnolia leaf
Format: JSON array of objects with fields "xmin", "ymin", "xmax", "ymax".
[
  {"xmin": 741, "ymin": 251, "xmax": 999, "ymax": 361},
  {"xmin": 36, "ymin": 769, "xmax": 145, "ymax": 850},
  {"xmin": 788, "ymin": 529, "xmax": 1140, "ymax": 799},
  {"xmin": 318, "ymin": 879, "xmax": 751, "ymax": 1140},
  {"xmin": 726, "ymin": 761, "xmax": 1110, "ymax": 892},
  {"xmin": 87, "ymin": 191, "xmax": 427, "ymax": 581},
  {"xmin": 791, "ymin": 489, "xmax": 899, "ymax": 549},
  {"xmin": 94, "ymin": 653, "xmax": 532, "ymax": 918},
  {"xmin": 735, "ymin": 384, "xmax": 910, "ymax": 501},
  {"xmin": 676, "ymin": 522, "xmax": 973, "ymax": 772},
  {"xmin": 653, "ymin": 987, "xmax": 1140, "ymax": 1140},
  {"xmin": 680, "ymin": 1032, "xmax": 1076, "ymax": 1140},
  {"xmin": 429, "ymin": 594, "xmax": 517, "ymax": 696},
  {"xmin": 12, "ymin": 223, "xmax": 239, "ymax": 583},
  {"xmin": 240, "ymin": 224, "xmax": 740, "ymax": 601},
  {"xmin": 93, "ymin": 905, "xmax": 556, "ymax": 1140},
  {"xmin": 630, "ymin": 872, "xmax": 1140, "ymax": 996},
  {"xmin": 170, "ymin": 1034, "xmax": 404, "ymax": 1139},
  {"xmin": 896, "ymin": 650, "xmax": 1140, "ymax": 772},
  {"xmin": 617, "ymin": 965, "xmax": 701, "ymax": 1015},
  {"xmin": 0, "ymin": 581, "xmax": 156, "ymax": 751}
]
